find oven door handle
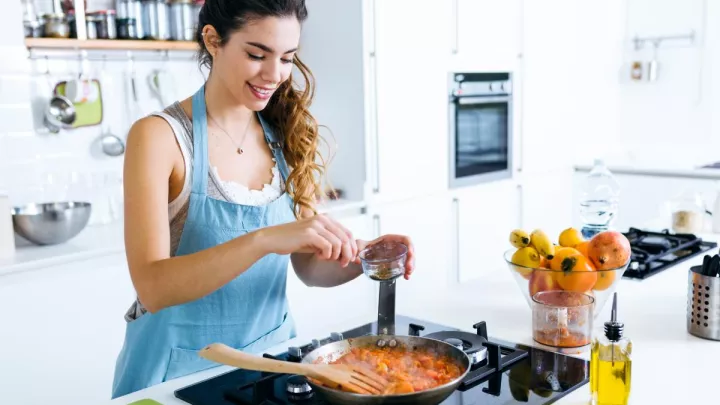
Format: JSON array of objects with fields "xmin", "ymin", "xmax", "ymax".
[{"xmin": 455, "ymin": 96, "xmax": 511, "ymax": 105}]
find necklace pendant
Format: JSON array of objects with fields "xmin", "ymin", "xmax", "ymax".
[{"xmin": 237, "ymin": 147, "xmax": 244, "ymax": 155}]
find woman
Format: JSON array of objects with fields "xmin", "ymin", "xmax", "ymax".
[{"xmin": 111, "ymin": 0, "xmax": 414, "ymax": 398}]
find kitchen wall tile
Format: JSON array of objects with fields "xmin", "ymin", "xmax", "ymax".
[
  {"xmin": 0, "ymin": 47, "xmax": 31, "ymax": 75},
  {"xmin": 0, "ymin": 75, "xmax": 33, "ymax": 104},
  {"xmin": 0, "ymin": 1, "xmax": 24, "ymax": 47},
  {"xmin": 0, "ymin": 104, "xmax": 35, "ymax": 134}
]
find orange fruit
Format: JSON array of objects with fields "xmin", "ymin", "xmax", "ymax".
[
  {"xmin": 593, "ymin": 270, "xmax": 616, "ymax": 291},
  {"xmin": 553, "ymin": 251, "xmax": 598, "ymax": 292},
  {"xmin": 550, "ymin": 247, "xmax": 581, "ymax": 271},
  {"xmin": 575, "ymin": 241, "xmax": 590, "ymax": 258}
]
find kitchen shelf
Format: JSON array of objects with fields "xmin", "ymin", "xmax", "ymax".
[{"xmin": 25, "ymin": 38, "xmax": 198, "ymax": 51}]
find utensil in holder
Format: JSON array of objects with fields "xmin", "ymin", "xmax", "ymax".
[
  {"xmin": 688, "ymin": 265, "xmax": 720, "ymax": 341},
  {"xmin": 358, "ymin": 241, "xmax": 408, "ymax": 336}
]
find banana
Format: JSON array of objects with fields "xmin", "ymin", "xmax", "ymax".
[
  {"xmin": 530, "ymin": 229, "xmax": 555, "ymax": 259},
  {"xmin": 509, "ymin": 229, "xmax": 530, "ymax": 249}
]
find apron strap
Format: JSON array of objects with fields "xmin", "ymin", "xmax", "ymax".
[
  {"xmin": 257, "ymin": 113, "xmax": 292, "ymax": 183},
  {"xmin": 190, "ymin": 85, "xmax": 209, "ymax": 195}
]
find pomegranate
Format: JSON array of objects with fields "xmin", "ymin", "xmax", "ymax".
[{"xmin": 587, "ymin": 231, "xmax": 631, "ymax": 270}]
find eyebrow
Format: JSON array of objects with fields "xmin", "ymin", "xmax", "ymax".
[{"xmin": 246, "ymin": 41, "xmax": 298, "ymax": 54}]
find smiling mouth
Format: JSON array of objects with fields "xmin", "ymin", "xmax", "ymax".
[{"xmin": 248, "ymin": 83, "xmax": 275, "ymax": 96}]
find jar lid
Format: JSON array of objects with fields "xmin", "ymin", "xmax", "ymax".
[{"xmin": 43, "ymin": 13, "xmax": 66, "ymax": 19}]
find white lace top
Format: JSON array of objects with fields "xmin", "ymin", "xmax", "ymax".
[{"xmin": 209, "ymin": 160, "xmax": 284, "ymax": 206}]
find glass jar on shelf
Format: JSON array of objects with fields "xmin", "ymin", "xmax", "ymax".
[{"xmin": 669, "ymin": 190, "xmax": 706, "ymax": 234}]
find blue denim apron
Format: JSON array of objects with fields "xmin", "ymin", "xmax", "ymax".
[{"xmin": 111, "ymin": 85, "xmax": 297, "ymax": 398}]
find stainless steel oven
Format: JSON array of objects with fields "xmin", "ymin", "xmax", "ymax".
[{"xmin": 449, "ymin": 72, "xmax": 513, "ymax": 188}]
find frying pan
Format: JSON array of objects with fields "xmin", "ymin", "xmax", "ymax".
[{"xmin": 300, "ymin": 335, "xmax": 471, "ymax": 405}]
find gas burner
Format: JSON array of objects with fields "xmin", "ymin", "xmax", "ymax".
[
  {"xmin": 425, "ymin": 331, "xmax": 488, "ymax": 367},
  {"xmin": 623, "ymin": 228, "xmax": 717, "ymax": 280},
  {"xmin": 286, "ymin": 375, "xmax": 313, "ymax": 401}
]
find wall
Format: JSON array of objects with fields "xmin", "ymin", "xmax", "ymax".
[
  {"xmin": 614, "ymin": 0, "xmax": 719, "ymax": 164},
  {"xmin": 1, "ymin": 1, "xmax": 205, "ymax": 225}
]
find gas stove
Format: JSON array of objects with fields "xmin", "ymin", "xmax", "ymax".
[
  {"xmin": 174, "ymin": 315, "xmax": 589, "ymax": 405},
  {"xmin": 622, "ymin": 227, "xmax": 718, "ymax": 280}
]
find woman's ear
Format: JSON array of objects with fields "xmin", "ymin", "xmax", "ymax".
[{"xmin": 202, "ymin": 25, "xmax": 222, "ymax": 59}]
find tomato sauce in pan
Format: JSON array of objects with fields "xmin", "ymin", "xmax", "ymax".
[{"xmin": 329, "ymin": 346, "xmax": 465, "ymax": 394}]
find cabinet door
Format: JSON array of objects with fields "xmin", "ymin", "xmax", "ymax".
[
  {"xmin": 452, "ymin": 0, "xmax": 522, "ymax": 71},
  {"xmin": 455, "ymin": 180, "xmax": 521, "ymax": 283},
  {"xmin": 372, "ymin": 194, "xmax": 453, "ymax": 313},
  {"xmin": 0, "ymin": 254, "xmax": 136, "ymax": 405},
  {"xmin": 521, "ymin": 170, "xmax": 575, "ymax": 240},
  {"xmin": 574, "ymin": 173, "xmax": 720, "ymax": 233},
  {"xmin": 286, "ymin": 214, "xmax": 377, "ymax": 337},
  {"xmin": 371, "ymin": 0, "xmax": 451, "ymax": 202}
]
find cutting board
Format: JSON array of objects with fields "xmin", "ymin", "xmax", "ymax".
[{"xmin": 53, "ymin": 80, "xmax": 104, "ymax": 128}]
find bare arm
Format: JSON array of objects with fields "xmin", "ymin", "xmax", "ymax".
[
  {"xmin": 123, "ymin": 117, "xmax": 272, "ymax": 313},
  {"xmin": 290, "ymin": 252, "xmax": 364, "ymax": 287}
]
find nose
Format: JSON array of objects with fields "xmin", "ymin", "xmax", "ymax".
[{"xmin": 261, "ymin": 59, "xmax": 283, "ymax": 85}]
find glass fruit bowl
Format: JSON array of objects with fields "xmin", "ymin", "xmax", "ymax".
[{"xmin": 504, "ymin": 249, "xmax": 629, "ymax": 319}]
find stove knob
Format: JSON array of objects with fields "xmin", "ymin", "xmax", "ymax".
[
  {"xmin": 311, "ymin": 339, "xmax": 320, "ymax": 350},
  {"xmin": 286, "ymin": 375, "xmax": 313, "ymax": 395},
  {"xmin": 287, "ymin": 346, "xmax": 302, "ymax": 360},
  {"xmin": 444, "ymin": 337, "xmax": 464, "ymax": 351},
  {"xmin": 330, "ymin": 332, "xmax": 343, "ymax": 342}
]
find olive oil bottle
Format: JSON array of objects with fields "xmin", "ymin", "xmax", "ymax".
[{"xmin": 590, "ymin": 293, "xmax": 632, "ymax": 405}]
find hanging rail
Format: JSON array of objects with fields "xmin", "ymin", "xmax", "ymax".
[
  {"xmin": 632, "ymin": 30, "xmax": 696, "ymax": 50},
  {"xmin": 28, "ymin": 48, "xmax": 196, "ymax": 63}
]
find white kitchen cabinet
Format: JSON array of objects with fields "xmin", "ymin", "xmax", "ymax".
[
  {"xmin": 368, "ymin": 194, "xmax": 453, "ymax": 312},
  {"xmin": 285, "ymin": 213, "xmax": 377, "ymax": 337},
  {"xmin": 521, "ymin": 170, "xmax": 575, "ymax": 240},
  {"xmin": 371, "ymin": 0, "xmax": 452, "ymax": 202},
  {"xmin": 0, "ymin": 253, "xmax": 135, "ymax": 405},
  {"xmin": 572, "ymin": 171, "xmax": 720, "ymax": 233},
  {"xmin": 451, "ymin": 0, "xmax": 522, "ymax": 72},
  {"xmin": 453, "ymin": 180, "xmax": 521, "ymax": 283},
  {"xmin": 301, "ymin": 0, "xmax": 451, "ymax": 203}
]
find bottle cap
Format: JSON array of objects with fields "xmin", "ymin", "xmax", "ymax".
[{"xmin": 604, "ymin": 292, "xmax": 624, "ymax": 341}]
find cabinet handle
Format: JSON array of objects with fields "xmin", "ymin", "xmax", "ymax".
[
  {"xmin": 369, "ymin": 0, "xmax": 380, "ymax": 194},
  {"xmin": 451, "ymin": 0, "xmax": 459, "ymax": 54},
  {"xmin": 373, "ymin": 214, "xmax": 381, "ymax": 238},
  {"xmin": 452, "ymin": 198, "xmax": 460, "ymax": 281},
  {"xmin": 517, "ymin": 184, "xmax": 523, "ymax": 229}
]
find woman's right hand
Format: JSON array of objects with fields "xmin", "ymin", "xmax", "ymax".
[{"xmin": 258, "ymin": 214, "xmax": 358, "ymax": 267}]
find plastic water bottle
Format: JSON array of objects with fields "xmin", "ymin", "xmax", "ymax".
[{"xmin": 579, "ymin": 159, "xmax": 620, "ymax": 239}]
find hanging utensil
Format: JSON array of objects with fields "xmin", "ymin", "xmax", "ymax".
[
  {"xmin": 647, "ymin": 41, "xmax": 659, "ymax": 82},
  {"xmin": 98, "ymin": 56, "xmax": 125, "ymax": 157}
]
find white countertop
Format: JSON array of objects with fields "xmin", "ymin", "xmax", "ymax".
[
  {"xmin": 575, "ymin": 157, "xmax": 720, "ymax": 180},
  {"xmin": 0, "ymin": 198, "xmax": 365, "ymax": 277},
  {"xmin": 106, "ymin": 234, "xmax": 720, "ymax": 405}
]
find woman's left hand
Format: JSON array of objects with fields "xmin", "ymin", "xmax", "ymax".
[{"xmin": 354, "ymin": 234, "xmax": 415, "ymax": 280}]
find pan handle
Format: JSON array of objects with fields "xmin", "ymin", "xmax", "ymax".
[{"xmin": 199, "ymin": 343, "xmax": 312, "ymax": 377}]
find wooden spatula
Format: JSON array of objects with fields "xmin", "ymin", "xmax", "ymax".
[{"xmin": 199, "ymin": 343, "xmax": 388, "ymax": 395}]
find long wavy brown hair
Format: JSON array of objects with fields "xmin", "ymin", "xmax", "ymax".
[{"xmin": 195, "ymin": 0, "xmax": 327, "ymax": 218}]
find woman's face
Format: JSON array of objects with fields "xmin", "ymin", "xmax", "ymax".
[{"xmin": 208, "ymin": 16, "xmax": 301, "ymax": 110}]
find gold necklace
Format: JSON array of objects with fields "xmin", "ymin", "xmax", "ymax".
[{"xmin": 207, "ymin": 111, "xmax": 253, "ymax": 155}]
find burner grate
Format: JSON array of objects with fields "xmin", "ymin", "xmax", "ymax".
[{"xmin": 622, "ymin": 228, "xmax": 717, "ymax": 280}]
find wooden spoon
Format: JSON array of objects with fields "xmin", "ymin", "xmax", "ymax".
[{"xmin": 199, "ymin": 343, "xmax": 388, "ymax": 395}]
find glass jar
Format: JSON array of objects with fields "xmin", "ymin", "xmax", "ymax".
[
  {"xmin": 170, "ymin": 0, "xmax": 194, "ymax": 41},
  {"xmin": 86, "ymin": 10, "xmax": 117, "ymax": 39},
  {"xmin": 43, "ymin": 13, "xmax": 70, "ymax": 38},
  {"xmin": 532, "ymin": 291, "xmax": 594, "ymax": 348},
  {"xmin": 670, "ymin": 190, "xmax": 705, "ymax": 234},
  {"xmin": 359, "ymin": 241, "xmax": 408, "ymax": 281}
]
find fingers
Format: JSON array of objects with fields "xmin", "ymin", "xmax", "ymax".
[
  {"xmin": 315, "ymin": 215, "xmax": 355, "ymax": 267},
  {"xmin": 307, "ymin": 230, "xmax": 333, "ymax": 260},
  {"xmin": 314, "ymin": 226, "xmax": 342, "ymax": 261}
]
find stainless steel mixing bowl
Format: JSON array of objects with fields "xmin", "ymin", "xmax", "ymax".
[{"xmin": 12, "ymin": 202, "xmax": 92, "ymax": 245}]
